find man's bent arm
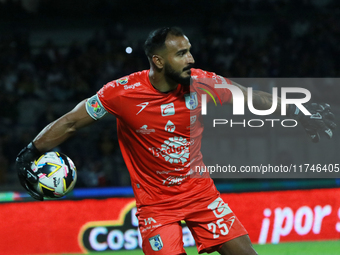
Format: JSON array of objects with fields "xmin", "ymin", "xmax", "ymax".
[{"xmin": 33, "ymin": 99, "xmax": 96, "ymax": 152}]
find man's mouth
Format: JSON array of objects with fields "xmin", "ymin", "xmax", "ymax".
[
  {"xmin": 183, "ymin": 65, "xmax": 193, "ymax": 72},
  {"xmin": 183, "ymin": 68, "xmax": 192, "ymax": 74}
]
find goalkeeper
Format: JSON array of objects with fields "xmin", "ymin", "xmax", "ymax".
[{"xmin": 16, "ymin": 27, "xmax": 336, "ymax": 255}]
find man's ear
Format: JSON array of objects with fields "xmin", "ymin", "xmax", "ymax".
[{"xmin": 152, "ymin": 55, "xmax": 164, "ymax": 69}]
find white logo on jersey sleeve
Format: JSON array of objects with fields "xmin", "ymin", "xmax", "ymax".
[{"xmin": 86, "ymin": 94, "xmax": 107, "ymax": 120}]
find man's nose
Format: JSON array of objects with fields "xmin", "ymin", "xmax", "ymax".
[{"xmin": 187, "ymin": 52, "xmax": 195, "ymax": 64}]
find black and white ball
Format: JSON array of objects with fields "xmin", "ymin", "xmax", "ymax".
[{"xmin": 31, "ymin": 151, "xmax": 77, "ymax": 198}]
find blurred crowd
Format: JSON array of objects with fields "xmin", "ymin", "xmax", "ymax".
[{"xmin": 1, "ymin": 0, "xmax": 340, "ymax": 189}]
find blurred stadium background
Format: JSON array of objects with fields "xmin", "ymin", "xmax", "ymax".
[{"xmin": 1, "ymin": 0, "xmax": 340, "ymax": 254}]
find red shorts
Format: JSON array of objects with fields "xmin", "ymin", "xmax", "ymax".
[{"xmin": 138, "ymin": 197, "xmax": 248, "ymax": 254}]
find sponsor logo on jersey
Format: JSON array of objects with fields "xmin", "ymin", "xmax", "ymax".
[
  {"xmin": 117, "ymin": 77, "xmax": 128, "ymax": 85},
  {"xmin": 144, "ymin": 217, "xmax": 157, "ymax": 226},
  {"xmin": 107, "ymin": 81, "xmax": 115, "ymax": 88},
  {"xmin": 187, "ymin": 115, "xmax": 197, "ymax": 129},
  {"xmin": 141, "ymin": 217, "xmax": 162, "ymax": 233},
  {"xmin": 207, "ymin": 197, "xmax": 233, "ymax": 218},
  {"xmin": 184, "ymin": 92, "xmax": 198, "ymax": 110},
  {"xmin": 165, "ymin": 120, "xmax": 175, "ymax": 133},
  {"xmin": 136, "ymin": 102, "xmax": 149, "ymax": 115},
  {"xmin": 161, "ymin": 169, "xmax": 194, "ymax": 186},
  {"xmin": 124, "ymin": 82, "xmax": 142, "ymax": 90},
  {"xmin": 149, "ymin": 136, "xmax": 190, "ymax": 164},
  {"xmin": 161, "ymin": 103, "xmax": 175, "ymax": 116},
  {"xmin": 156, "ymin": 167, "xmax": 185, "ymax": 175},
  {"xmin": 190, "ymin": 115, "xmax": 197, "ymax": 125},
  {"xmin": 136, "ymin": 125, "xmax": 155, "ymax": 134},
  {"xmin": 149, "ymin": 234, "xmax": 163, "ymax": 251}
]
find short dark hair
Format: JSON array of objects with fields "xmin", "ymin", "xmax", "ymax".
[{"xmin": 144, "ymin": 27, "xmax": 185, "ymax": 59}]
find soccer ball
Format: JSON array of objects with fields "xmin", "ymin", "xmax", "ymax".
[{"xmin": 30, "ymin": 151, "xmax": 77, "ymax": 198}]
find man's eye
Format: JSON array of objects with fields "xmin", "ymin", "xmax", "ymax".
[{"xmin": 179, "ymin": 51, "xmax": 186, "ymax": 56}]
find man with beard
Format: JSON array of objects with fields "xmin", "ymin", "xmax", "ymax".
[{"xmin": 16, "ymin": 27, "xmax": 335, "ymax": 255}]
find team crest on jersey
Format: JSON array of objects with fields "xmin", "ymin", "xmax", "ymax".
[
  {"xmin": 117, "ymin": 77, "xmax": 128, "ymax": 85},
  {"xmin": 184, "ymin": 92, "xmax": 198, "ymax": 110},
  {"xmin": 149, "ymin": 234, "xmax": 163, "ymax": 251}
]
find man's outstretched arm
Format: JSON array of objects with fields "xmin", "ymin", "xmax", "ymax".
[
  {"xmin": 230, "ymin": 80, "xmax": 336, "ymax": 143},
  {"xmin": 33, "ymin": 100, "xmax": 95, "ymax": 152}
]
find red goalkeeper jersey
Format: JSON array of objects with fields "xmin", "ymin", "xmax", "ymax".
[{"xmin": 96, "ymin": 68, "xmax": 232, "ymax": 210}]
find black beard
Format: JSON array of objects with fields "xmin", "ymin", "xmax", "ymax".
[{"xmin": 164, "ymin": 63, "xmax": 192, "ymax": 86}]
